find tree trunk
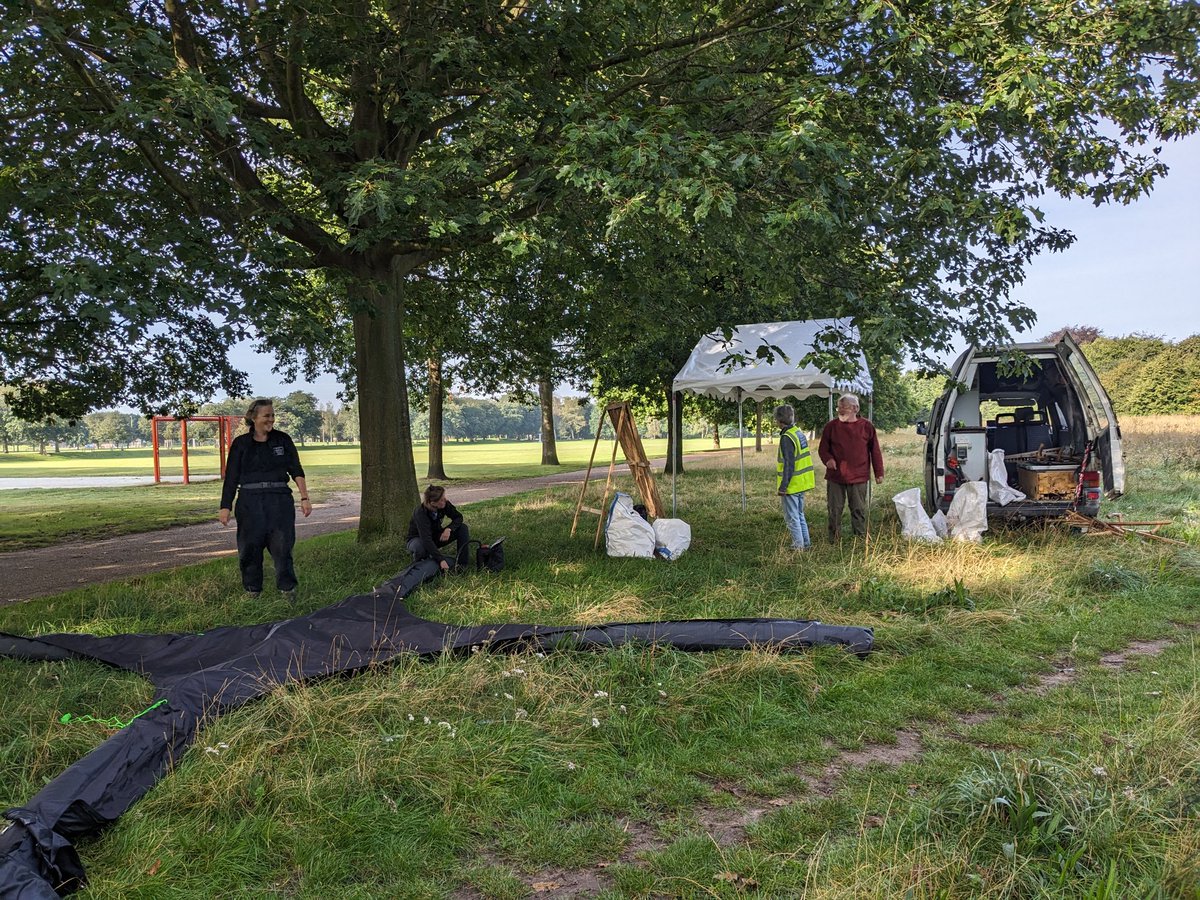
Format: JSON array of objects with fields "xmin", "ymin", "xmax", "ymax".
[
  {"xmin": 712, "ymin": 422, "xmax": 720, "ymax": 450},
  {"xmin": 426, "ymin": 356, "xmax": 449, "ymax": 480},
  {"xmin": 663, "ymin": 388, "xmax": 684, "ymax": 475},
  {"xmin": 755, "ymin": 401, "xmax": 763, "ymax": 453},
  {"xmin": 538, "ymin": 374, "xmax": 559, "ymax": 465},
  {"xmin": 353, "ymin": 265, "xmax": 421, "ymax": 541}
]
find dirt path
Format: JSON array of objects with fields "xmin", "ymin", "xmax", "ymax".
[{"xmin": 0, "ymin": 458, "xmax": 716, "ymax": 604}]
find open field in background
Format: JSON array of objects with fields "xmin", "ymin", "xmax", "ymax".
[
  {"xmin": 0, "ymin": 437, "xmax": 718, "ymax": 480},
  {"xmin": 0, "ymin": 418, "xmax": 1197, "ymax": 896},
  {"xmin": 0, "ymin": 438, "xmax": 718, "ymax": 551}
]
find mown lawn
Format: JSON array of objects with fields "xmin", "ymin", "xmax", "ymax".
[
  {"xmin": 0, "ymin": 421, "xmax": 1197, "ymax": 897},
  {"xmin": 0, "ymin": 438, "xmax": 717, "ymax": 479},
  {"xmin": 0, "ymin": 438, "xmax": 716, "ymax": 551}
]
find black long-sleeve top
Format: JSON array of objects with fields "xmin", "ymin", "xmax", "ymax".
[
  {"xmin": 220, "ymin": 430, "xmax": 305, "ymax": 509},
  {"xmin": 406, "ymin": 500, "xmax": 464, "ymax": 558}
]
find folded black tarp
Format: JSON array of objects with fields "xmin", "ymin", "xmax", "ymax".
[{"xmin": 0, "ymin": 560, "xmax": 873, "ymax": 897}]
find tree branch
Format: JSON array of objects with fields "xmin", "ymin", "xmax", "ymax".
[{"xmin": 29, "ymin": 0, "xmax": 362, "ymax": 277}]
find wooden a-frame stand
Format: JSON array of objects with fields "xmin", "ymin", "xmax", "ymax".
[{"xmin": 571, "ymin": 402, "xmax": 665, "ymax": 549}]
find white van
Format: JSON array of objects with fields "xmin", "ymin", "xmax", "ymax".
[{"xmin": 917, "ymin": 335, "xmax": 1124, "ymax": 520}]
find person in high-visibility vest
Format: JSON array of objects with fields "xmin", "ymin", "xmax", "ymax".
[{"xmin": 774, "ymin": 404, "xmax": 815, "ymax": 550}]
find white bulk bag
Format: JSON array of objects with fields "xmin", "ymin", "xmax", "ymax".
[
  {"xmin": 605, "ymin": 492, "xmax": 656, "ymax": 558},
  {"xmin": 652, "ymin": 518, "xmax": 691, "ymax": 559},
  {"xmin": 946, "ymin": 481, "xmax": 989, "ymax": 543},
  {"xmin": 988, "ymin": 449, "xmax": 1026, "ymax": 507},
  {"xmin": 892, "ymin": 488, "xmax": 942, "ymax": 543},
  {"xmin": 930, "ymin": 510, "xmax": 948, "ymax": 539}
]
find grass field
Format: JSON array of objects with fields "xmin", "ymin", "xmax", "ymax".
[
  {"xmin": 0, "ymin": 419, "xmax": 1198, "ymax": 897},
  {"xmin": 0, "ymin": 438, "xmax": 716, "ymax": 479},
  {"xmin": 0, "ymin": 438, "xmax": 716, "ymax": 551}
]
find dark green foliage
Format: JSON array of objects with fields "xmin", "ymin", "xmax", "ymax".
[{"xmin": 1084, "ymin": 333, "xmax": 1200, "ymax": 415}]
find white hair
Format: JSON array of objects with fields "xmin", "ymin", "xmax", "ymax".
[
  {"xmin": 838, "ymin": 393, "xmax": 860, "ymax": 409},
  {"xmin": 773, "ymin": 404, "xmax": 795, "ymax": 427}
]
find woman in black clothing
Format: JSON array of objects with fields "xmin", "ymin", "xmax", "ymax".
[{"xmin": 219, "ymin": 399, "xmax": 311, "ymax": 598}]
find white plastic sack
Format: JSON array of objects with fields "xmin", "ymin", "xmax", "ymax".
[
  {"xmin": 930, "ymin": 510, "xmax": 948, "ymax": 539},
  {"xmin": 988, "ymin": 449, "xmax": 1026, "ymax": 507},
  {"xmin": 652, "ymin": 518, "xmax": 691, "ymax": 559},
  {"xmin": 892, "ymin": 488, "xmax": 942, "ymax": 543},
  {"xmin": 605, "ymin": 492, "xmax": 656, "ymax": 558},
  {"xmin": 946, "ymin": 481, "xmax": 989, "ymax": 543}
]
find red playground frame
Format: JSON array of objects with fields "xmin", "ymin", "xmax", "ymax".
[{"xmin": 151, "ymin": 415, "xmax": 242, "ymax": 484}]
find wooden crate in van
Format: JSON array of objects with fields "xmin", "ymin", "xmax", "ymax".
[{"xmin": 1017, "ymin": 464, "xmax": 1077, "ymax": 500}]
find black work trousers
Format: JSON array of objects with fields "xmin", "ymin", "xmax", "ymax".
[
  {"xmin": 407, "ymin": 521, "xmax": 471, "ymax": 569},
  {"xmin": 235, "ymin": 491, "xmax": 298, "ymax": 592}
]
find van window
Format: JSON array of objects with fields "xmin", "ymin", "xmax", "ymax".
[{"xmin": 1065, "ymin": 352, "xmax": 1109, "ymax": 430}]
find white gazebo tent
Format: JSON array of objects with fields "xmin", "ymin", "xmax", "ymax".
[{"xmin": 670, "ymin": 319, "xmax": 874, "ymax": 512}]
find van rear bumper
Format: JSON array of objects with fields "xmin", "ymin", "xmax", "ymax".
[{"xmin": 935, "ymin": 498, "xmax": 1099, "ymax": 520}]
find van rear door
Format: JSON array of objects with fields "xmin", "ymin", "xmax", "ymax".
[
  {"xmin": 924, "ymin": 348, "xmax": 975, "ymax": 512},
  {"xmin": 1059, "ymin": 335, "xmax": 1125, "ymax": 497}
]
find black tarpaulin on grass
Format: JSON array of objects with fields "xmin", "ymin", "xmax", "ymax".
[{"xmin": 0, "ymin": 560, "xmax": 873, "ymax": 897}]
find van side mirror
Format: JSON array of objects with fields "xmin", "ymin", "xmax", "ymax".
[{"xmin": 915, "ymin": 421, "xmax": 927, "ymax": 436}]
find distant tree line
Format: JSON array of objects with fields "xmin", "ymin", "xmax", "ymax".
[
  {"xmin": 1080, "ymin": 334, "xmax": 1200, "ymax": 416},
  {"xmin": 0, "ymin": 384, "xmax": 815, "ymax": 456},
  {"xmin": 1013, "ymin": 326, "xmax": 1200, "ymax": 417}
]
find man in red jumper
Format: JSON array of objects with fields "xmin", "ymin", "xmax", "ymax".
[{"xmin": 818, "ymin": 393, "xmax": 884, "ymax": 540}]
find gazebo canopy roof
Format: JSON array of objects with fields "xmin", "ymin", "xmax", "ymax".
[{"xmin": 672, "ymin": 319, "xmax": 873, "ymax": 402}]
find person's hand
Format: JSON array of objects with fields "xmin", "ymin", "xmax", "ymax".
[
  {"xmin": 439, "ymin": 559, "xmax": 450, "ymax": 572},
  {"xmin": 219, "ymin": 508, "xmax": 231, "ymax": 527},
  {"xmin": 825, "ymin": 459, "xmax": 837, "ymax": 470},
  {"xmin": 440, "ymin": 527, "xmax": 451, "ymax": 542},
  {"xmin": 875, "ymin": 476, "xmax": 883, "ymax": 484},
  {"xmin": 300, "ymin": 498, "xmax": 313, "ymax": 517}
]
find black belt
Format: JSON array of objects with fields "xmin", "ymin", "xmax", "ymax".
[{"xmin": 240, "ymin": 482, "xmax": 288, "ymax": 490}]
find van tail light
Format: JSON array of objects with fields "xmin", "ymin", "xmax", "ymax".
[
  {"xmin": 1081, "ymin": 469, "xmax": 1101, "ymax": 503},
  {"xmin": 942, "ymin": 468, "xmax": 958, "ymax": 504}
]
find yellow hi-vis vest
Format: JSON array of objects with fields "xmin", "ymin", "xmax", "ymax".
[{"xmin": 777, "ymin": 426, "xmax": 815, "ymax": 494}]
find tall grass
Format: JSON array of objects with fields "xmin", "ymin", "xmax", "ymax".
[{"xmin": 1, "ymin": 424, "xmax": 1198, "ymax": 897}]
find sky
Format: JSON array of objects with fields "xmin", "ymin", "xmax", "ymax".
[
  {"xmin": 1007, "ymin": 135, "xmax": 1198, "ymax": 344},
  {"xmin": 231, "ymin": 136, "xmax": 1199, "ymax": 405}
]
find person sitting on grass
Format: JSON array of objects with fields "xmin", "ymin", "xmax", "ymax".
[{"xmin": 406, "ymin": 484, "xmax": 471, "ymax": 573}]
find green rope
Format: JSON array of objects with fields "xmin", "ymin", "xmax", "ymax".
[{"xmin": 59, "ymin": 698, "xmax": 168, "ymax": 729}]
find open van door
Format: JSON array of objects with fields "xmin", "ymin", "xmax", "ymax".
[
  {"xmin": 1059, "ymin": 335, "xmax": 1125, "ymax": 497},
  {"xmin": 923, "ymin": 348, "xmax": 974, "ymax": 514}
]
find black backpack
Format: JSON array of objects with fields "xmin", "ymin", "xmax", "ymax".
[{"xmin": 471, "ymin": 538, "xmax": 506, "ymax": 573}]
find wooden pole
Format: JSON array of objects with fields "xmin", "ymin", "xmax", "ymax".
[
  {"xmin": 570, "ymin": 418, "xmax": 607, "ymax": 537},
  {"xmin": 594, "ymin": 432, "xmax": 622, "ymax": 550},
  {"xmin": 180, "ymin": 418, "xmax": 190, "ymax": 485},
  {"xmin": 152, "ymin": 417, "xmax": 161, "ymax": 484}
]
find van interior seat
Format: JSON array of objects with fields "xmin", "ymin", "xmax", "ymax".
[{"xmin": 990, "ymin": 407, "xmax": 1053, "ymax": 455}]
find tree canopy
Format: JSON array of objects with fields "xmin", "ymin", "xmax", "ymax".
[{"xmin": 3, "ymin": 0, "xmax": 1198, "ymax": 536}]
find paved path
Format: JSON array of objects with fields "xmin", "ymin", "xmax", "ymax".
[{"xmin": 0, "ymin": 459, "xmax": 714, "ymax": 604}]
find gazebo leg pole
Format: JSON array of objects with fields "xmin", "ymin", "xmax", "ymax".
[
  {"xmin": 670, "ymin": 389, "xmax": 677, "ymax": 517},
  {"xmin": 867, "ymin": 395, "xmax": 875, "ymax": 509},
  {"xmin": 738, "ymin": 392, "xmax": 746, "ymax": 512}
]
